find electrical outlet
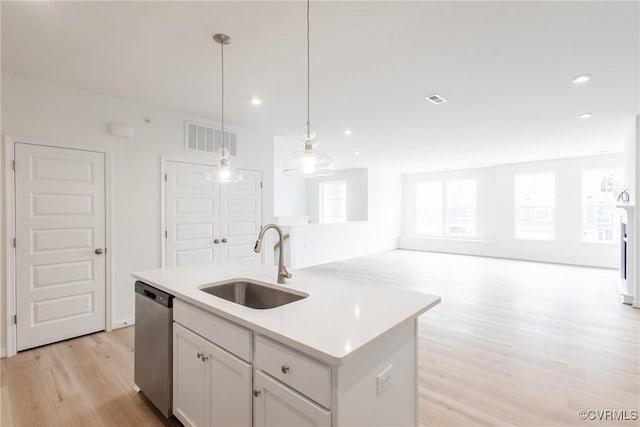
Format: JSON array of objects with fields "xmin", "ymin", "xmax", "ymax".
[{"xmin": 376, "ymin": 365, "xmax": 393, "ymax": 395}]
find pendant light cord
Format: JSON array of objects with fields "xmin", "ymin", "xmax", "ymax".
[
  {"xmin": 306, "ymin": 0, "xmax": 310, "ymax": 132},
  {"xmin": 221, "ymin": 40, "xmax": 227, "ymax": 159}
]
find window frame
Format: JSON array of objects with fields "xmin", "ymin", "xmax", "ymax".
[
  {"xmin": 415, "ymin": 180, "xmax": 444, "ymax": 236},
  {"xmin": 319, "ymin": 180, "xmax": 347, "ymax": 224},
  {"xmin": 581, "ymin": 167, "xmax": 624, "ymax": 244},
  {"xmin": 513, "ymin": 172, "xmax": 556, "ymax": 241}
]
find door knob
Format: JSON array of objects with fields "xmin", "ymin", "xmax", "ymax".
[
  {"xmin": 253, "ymin": 389, "xmax": 262, "ymax": 397},
  {"xmin": 95, "ymin": 248, "xmax": 104, "ymax": 255},
  {"xmin": 281, "ymin": 365, "xmax": 290, "ymax": 374},
  {"xmin": 221, "ymin": 238, "xmax": 227, "ymax": 243},
  {"xmin": 213, "ymin": 239, "xmax": 220, "ymax": 244}
]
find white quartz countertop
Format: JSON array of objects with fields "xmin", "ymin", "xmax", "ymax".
[{"xmin": 132, "ymin": 262, "xmax": 440, "ymax": 365}]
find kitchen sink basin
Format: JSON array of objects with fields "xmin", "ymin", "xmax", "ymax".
[{"xmin": 200, "ymin": 281, "xmax": 307, "ymax": 309}]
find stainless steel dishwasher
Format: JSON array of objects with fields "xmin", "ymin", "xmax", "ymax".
[{"xmin": 134, "ymin": 281, "xmax": 173, "ymax": 417}]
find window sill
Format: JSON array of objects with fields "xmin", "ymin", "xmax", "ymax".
[{"xmin": 401, "ymin": 235, "xmax": 496, "ymax": 243}]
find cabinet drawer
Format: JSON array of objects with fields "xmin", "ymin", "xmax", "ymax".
[
  {"xmin": 174, "ymin": 299, "xmax": 252, "ymax": 362},
  {"xmin": 254, "ymin": 335, "xmax": 331, "ymax": 409}
]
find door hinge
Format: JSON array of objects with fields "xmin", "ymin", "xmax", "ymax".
[
  {"xmin": 260, "ymin": 181, "xmax": 263, "ymax": 188},
  {"xmin": 12, "ymin": 160, "xmax": 15, "ymax": 171},
  {"xmin": 12, "ymin": 237, "xmax": 16, "ymax": 248},
  {"xmin": 164, "ymin": 230, "xmax": 168, "ymax": 239},
  {"xmin": 164, "ymin": 173, "xmax": 168, "ymax": 182},
  {"xmin": 13, "ymin": 314, "xmax": 17, "ymax": 325}
]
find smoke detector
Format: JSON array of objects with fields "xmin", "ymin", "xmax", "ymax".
[{"xmin": 424, "ymin": 94, "xmax": 447, "ymax": 105}]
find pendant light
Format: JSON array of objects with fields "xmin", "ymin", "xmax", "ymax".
[
  {"xmin": 283, "ymin": 0, "xmax": 333, "ymax": 177},
  {"xmin": 212, "ymin": 33, "xmax": 243, "ymax": 183}
]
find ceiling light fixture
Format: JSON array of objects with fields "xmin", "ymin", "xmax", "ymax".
[
  {"xmin": 212, "ymin": 34, "xmax": 243, "ymax": 183},
  {"xmin": 353, "ymin": 151, "xmax": 360, "ymax": 156},
  {"xmin": 250, "ymin": 97, "xmax": 262, "ymax": 106},
  {"xmin": 578, "ymin": 112, "xmax": 593, "ymax": 119},
  {"xmin": 572, "ymin": 74, "xmax": 591, "ymax": 84},
  {"xmin": 283, "ymin": 0, "xmax": 333, "ymax": 177},
  {"xmin": 344, "ymin": 129, "xmax": 353, "ymax": 135}
]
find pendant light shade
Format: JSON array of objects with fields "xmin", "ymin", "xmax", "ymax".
[
  {"xmin": 211, "ymin": 33, "xmax": 243, "ymax": 184},
  {"xmin": 282, "ymin": 0, "xmax": 333, "ymax": 177},
  {"xmin": 283, "ymin": 135, "xmax": 333, "ymax": 177}
]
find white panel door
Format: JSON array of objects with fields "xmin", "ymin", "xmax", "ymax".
[
  {"xmin": 166, "ymin": 161, "xmax": 220, "ymax": 267},
  {"xmin": 15, "ymin": 143, "xmax": 106, "ymax": 351},
  {"xmin": 220, "ymin": 170, "xmax": 262, "ymax": 262}
]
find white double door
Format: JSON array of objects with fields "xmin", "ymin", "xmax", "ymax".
[
  {"xmin": 14, "ymin": 143, "xmax": 106, "ymax": 351},
  {"xmin": 165, "ymin": 161, "xmax": 263, "ymax": 267}
]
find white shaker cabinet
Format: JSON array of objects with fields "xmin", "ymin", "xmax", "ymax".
[
  {"xmin": 173, "ymin": 323, "xmax": 252, "ymax": 427},
  {"xmin": 253, "ymin": 370, "xmax": 331, "ymax": 427},
  {"xmin": 173, "ymin": 323, "xmax": 207, "ymax": 427},
  {"xmin": 169, "ymin": 298, "xmax": 422, "ymax": 427}
]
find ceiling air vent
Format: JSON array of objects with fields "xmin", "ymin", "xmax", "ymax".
[
  {"xmin": 425, "ymin": 94, "xmax": 447, "ymax": 105},
  {"xmin": 185, "ymin": 121, "xmax": 237, "ymax": 156}
]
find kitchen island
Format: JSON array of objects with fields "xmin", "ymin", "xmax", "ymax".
[{"xmin": 132, "ymin": 261, "xmax": 440, "ymax": 427}]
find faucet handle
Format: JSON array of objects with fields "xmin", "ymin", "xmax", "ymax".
[{"xmin": 281, "ymin": 266, "xmax": 292, "ymax": 279}]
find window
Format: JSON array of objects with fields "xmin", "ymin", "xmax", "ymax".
[
  {"xmin": 582, "ymin": 168, "xmax": 624, "ymax": 243},
  {"xmin": 319, "ymin": 181, "xmax": 346, "ymax": 223},
  {"xmin": 446, "ymin": 179, "xmax": 477, "ymax": 236},
  {"xmin": 416, "ymin": 181, "xmax": 443, "ymax": 235},
  {"xmin": 416, "ymin": 179, "xmax": 477, "ymax": 237},
  {"xmin": 514, "ymin": 172, "xmax": 555, "ymax": 240}
]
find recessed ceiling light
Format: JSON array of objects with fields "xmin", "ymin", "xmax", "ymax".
[
  {"xmin": 250, "ymin": 97, "xmax": 262, "ymax": 105},
  {"xmin": 353, "ymin": 151, "xmax": 360, "ymax": 156},
  {"xmin": 344, "ymin": 129, "xmax": 353, "ymax": 135},
  {"xmin": 578, "ymin": 112, "xmax": 593, "ymax": 119},
  {"xmin": 572, "ymin": 74, "xmax": 591, "ymax": 84},
  {"xmin": 425, "ymin": 94, "xmax": 447, "ymax": 104}
]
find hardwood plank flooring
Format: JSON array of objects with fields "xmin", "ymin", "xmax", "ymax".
[{"xmin": 2, "ymin": 250, "xmax": 638, "ymax": 426}]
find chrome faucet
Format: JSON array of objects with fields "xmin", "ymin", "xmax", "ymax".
[{"xmin": 254, "ymin": 224, "xmax": 292, "ymax": 284}]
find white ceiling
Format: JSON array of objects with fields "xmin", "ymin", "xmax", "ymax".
[{"xmin": 2, "ymin": 1, "xmax": 638, "ymax": 172}]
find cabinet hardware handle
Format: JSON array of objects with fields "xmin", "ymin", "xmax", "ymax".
[
  {"xmin": 94, "ymin": 248, "xmax": 104, "ymax": 255},
  {"xmin": 213, "ymin": 239, "xmax": 220, "ymax": 244},
  {"xmin": 253, "ymin": 389, "xmax": 261, "ymax": 397},
  {"xmin": 201, "ymin": 355, "xmax": 209, "ymax": 362},
  {"xmin": 221, "ymin": 238, "xmax": 228, "ymax": 243},
  {"xmin": 196, "ymin": 352, "xmax": 202, "ymax": 360},
  {"xmin": 281, "ymin": 365, "xmax": 290, "ymax": 374}
]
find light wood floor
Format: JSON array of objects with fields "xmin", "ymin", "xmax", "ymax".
[{"xmin": 2, "ymin": 250, "xmax": 639, "ymax": 426}]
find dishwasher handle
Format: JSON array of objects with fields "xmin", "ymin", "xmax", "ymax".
[{"xmin": 135, "ymin": 281, "xmax": 173, "ymax": 308}]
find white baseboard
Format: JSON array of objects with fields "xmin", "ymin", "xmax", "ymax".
[
  {"xmin": 620, "ymin": 293, "xmax": 635, "ymax": 304},
  {"xmin": 0, "ymin": 347, "xmax": 6, "ymax": 358},
  {"xmin": 112, "ymin": 318, "xmax": 135, "ymax": 329}
]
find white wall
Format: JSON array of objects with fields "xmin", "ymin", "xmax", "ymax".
[
  {"xmin": 0, "ymin": 73, "xmax": 275, "ymax": 355},
  {"xmin": 400, "ymin": 154, "xmax": 625, "ymax": 268},
  {"xmin": 624, "ymin": 117, "xmax": 637, "ymax": 204},
  {"xmin": 306, "ymin": 168, "xmax": 368, "ymax": 223},
  {"xmin": 634, "ymin": 115, "xmax": 640, "ymax": 307},
  {"xmin": 273, "ymin": 137, "xmax": 308, "ymax": 218},
  {"xmin": 283, "ymin": 168, "xmax": 401, "ymax": 269}
]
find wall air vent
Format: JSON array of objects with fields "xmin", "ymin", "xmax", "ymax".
[
  {"xmin": 424, "ymin": 94, "xmax": 448, "ymax": 105},
  {"xmin": 185, "ymin": 121, "xmax": 237, "ymax": 156}
]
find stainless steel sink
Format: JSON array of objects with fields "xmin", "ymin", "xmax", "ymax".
[{"xmin": 200, "ymin": 281, "xmax": 307, "ymax": 309}]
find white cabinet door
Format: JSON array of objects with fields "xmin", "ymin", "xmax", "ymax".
[
  {"xmin": 173, "ymin": 323, "xmax": 208, "ymax": 427},
  {"xmin": 207, "ymin": 342, "xmax": 252, "ymax": 427},
  {"xmin": 15, "ymin": 143, "xmax": 106, "ymax": 351},
  {"xmin": 219, "ymin": 170, "xmax": 263, "ymax": 262},
  {"xmin": 165, "ymin": 161, "xmax": 220, "ymax": 267},
  {"xmin": 254, "ymin": 370, "xmax": 331, "ymax": 427}
]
